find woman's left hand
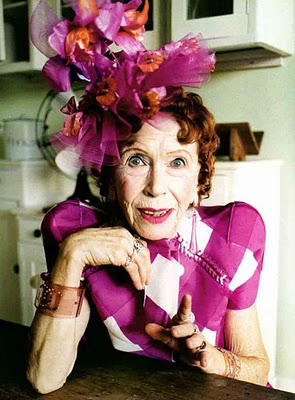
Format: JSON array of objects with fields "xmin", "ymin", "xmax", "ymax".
[{"xmin": 145, "ymin": 294, "xmax": 226, "ymax": 375}]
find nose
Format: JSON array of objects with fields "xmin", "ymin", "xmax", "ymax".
[{"xmin": 143, "ymin": 166, "xmax": 167, "ymax": 197}]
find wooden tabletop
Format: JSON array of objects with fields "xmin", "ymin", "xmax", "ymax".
[{"xmin": 0, "ymin": 320, "xmax": 294, "ymax": 400}]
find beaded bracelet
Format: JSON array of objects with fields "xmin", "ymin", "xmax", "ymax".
[
  {"xmin": 216, "ymin": 347, "xmax": 241, "ymax": 379},
  {"xmin": 34, "ymin": 272, "xmax": 86, "ymax": 318}
]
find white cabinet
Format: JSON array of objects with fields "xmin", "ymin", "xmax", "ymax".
[
  {"xmin": 0, "ymin": 160, "xmax": 74, "ymax": 209},
  {"xmin": 15, "ymin": 210, "xmax": 46, "ymax": 326},
  {"xmin": 0, "ymin": 159, "xmax": 74, "ymax": 325},
  {"xmin": 0, "ymin": 0, "xmax": 166, "ymax": 74},
  {"xmin": 171, "ymin": 0, "xmax": 294, "ymax": 57},
  {"xmin": 0, "ymin": 210, "xmax": 21, "ymax": 323},
  {"xmin": 202, "ymin": 160, "xmax": 281, "ymax": 383}
]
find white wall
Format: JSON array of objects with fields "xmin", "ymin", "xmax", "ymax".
[{"xmin": 198, "ymin": 54, "xmax": 295, "ymax": 392}]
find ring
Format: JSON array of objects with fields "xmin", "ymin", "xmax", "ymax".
[
  {"xmin": 133, "ymin": 238, "xmax": 144, "ymax": 254},
  {"xmin": 195, "ymin": 341, "xmax": 206, "ymax": 353},
  {"xmin": 180, "ymin": 311, "xmax": 195, "ymax": 323},
  {"xmin": 123, "ymin": 237, "xmax": 144, "ymax": 268},
  {"xmin": 193, "ymin": 324, "xmax": 200, "ymax": 335},
  {"xmin": 124, "ymin": 255, "xmax": 133, "ymax": 268}
]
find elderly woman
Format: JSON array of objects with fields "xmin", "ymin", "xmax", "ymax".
[{"xmin": 27, "ymin": 0, "xmax": 270, "ymax": 394}]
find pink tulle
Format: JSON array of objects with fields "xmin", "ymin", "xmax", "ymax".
[
  {"xmin": 29, "ymin": 0, "xmax": 61, "ymax": 58},
  {"xmin": 30, "ymin": 0, "xmax": 216, "ymax": 173}
]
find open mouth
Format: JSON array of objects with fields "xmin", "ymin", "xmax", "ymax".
[
  {"xmin": 138, "ymin": 208, "xmax": 173, "ymax": 224},
  {"xmin": 140, "ymin": 209, "xmax": 170, "ymax": 217}
]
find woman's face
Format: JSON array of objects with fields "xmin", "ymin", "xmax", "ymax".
[{"xmin": 114, "ymin": 113, "xmax": 199, "ymax": 240}]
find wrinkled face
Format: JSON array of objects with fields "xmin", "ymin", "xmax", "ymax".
[{"xmin": 114, "ymin": 113, "xmax": 199, "ymax": 240}]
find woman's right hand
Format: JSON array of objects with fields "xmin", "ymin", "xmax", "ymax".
[{"xmin": 53, "ymin": 226, "xmax": 151, "ymax": 290}]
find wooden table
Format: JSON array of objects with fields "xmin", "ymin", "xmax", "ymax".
[{"xmin": 0, "ymin": 320, "xmax": 294, "ymax": 400}]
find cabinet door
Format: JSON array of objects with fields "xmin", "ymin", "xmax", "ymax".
[
  {"xmin": 0, "ymin": 211, "xmax": 21, "ymax": 324},
  {"xmin": 171, "ymin": 0, "xmax": 248, "ymax": 42},
  {"xmin": 202, "ymin": 173, "xmax": 231, "ymax": 206},
  {"xmin": 18, "ymin": 242, "xmax": 46, "ymax": 326}
]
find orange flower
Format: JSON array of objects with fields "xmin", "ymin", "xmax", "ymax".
[
  {"xmin": 141, "ymin": 90, "xmax": 160, "ymax": 118},
  {"xmin": 138, "ymin": 52, "xmax": 165, "ymax": 73},
  {"xmin": 122, "ymin": 0, "xmax": 149, "ymax": 40},
  {"xmin": 95, "ymin": 77, "xmax": 117, "ymax": 107},
  {"xmin": 66, "ymin": 26, "xmax": 91, "ymax": 58}
]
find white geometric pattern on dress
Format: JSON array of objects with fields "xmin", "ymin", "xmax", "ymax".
[
  {"xmin": 144, "ymin": 254, "xmax": 184, "ymax": 319},
  {"xmin": 178, "ymin": 208, "xmax": 213, "ymax": 254},
  {"xmin": 196, "ymin": 219, "xmax": 214, "ymax": 254},
  {"xmin": 104, "ymin": 316, "xmax": 143, "ymax": 352},
  {"xmin": 229, "ymin": 247, "xmax": 258, "ymax": 291},
  {"xmin": 201, "ymin": 327, "xmax": 217, "ymax": 346}
]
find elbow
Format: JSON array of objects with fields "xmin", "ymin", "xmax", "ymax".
[
  {"xmin": 26, "ymin": 368, "xmax": 66, "ymax": 394},
  {"xmin": 252, "ymin": 353, "xmax": 270, "ymax": 386},
  {"xmin": 261, "ymin": 355, "xmax": 271, "ymax": 386}
]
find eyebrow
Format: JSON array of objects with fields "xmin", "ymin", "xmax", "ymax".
[
  {"xmin": 121, "ymin": 146, "xmax": 194, "ymax": 160},
  {"xmin": 120, "ymin": 146, "xmax": 148, "ymax": 156}
]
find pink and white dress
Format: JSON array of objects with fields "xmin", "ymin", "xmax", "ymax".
[{"xmin": 41, "ymin": 199, "xmax": 266, "ymax": 361}]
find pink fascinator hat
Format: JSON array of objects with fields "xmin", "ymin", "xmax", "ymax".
[{"xmin": 30, "ymin": 0, "xmax": 216, "ymax": 173}]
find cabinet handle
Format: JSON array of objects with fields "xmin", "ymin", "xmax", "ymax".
[
  {"xmin": 33, "ymin": 229, "xmax": 42, "ymax": 238},
  {"xmin": 13, "ymin": 264, "xmax": 19, "ymax": 274}
]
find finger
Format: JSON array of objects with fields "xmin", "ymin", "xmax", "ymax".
[
  {"xmin": 139, "ymin": 240, "xmax": 151, "ymax": 285},
  {"xmin": 171, "ymin": 322, "xmax": 198, "ymax": 338},
  {"xmin": 133, "ymin": 243, "xmax": 151, "ymax": 287},
  {"xmin": 199, "ymin": 350, "xmax": 209, "ymax": 368},
  {"xmin": 145, "ymin": 323, "xmax": 179, "ymax": 351},
  {"xmin": 123, "ymin": 261, "xmax": 143, "ymax": 291},
  {"xmin": 174, "ymin": 294, "xmax": 192, "ymax": 323},
  {"xmin": 145, "ymin": 323, "xmax": 171, "ymax": 345},
  {"xmin": 185, "ymin": 332, "xmax": 205, "ymax": 350},
  {"xmin": 188, "ymin": 349, "xmax": 209, "ymax": 368}
]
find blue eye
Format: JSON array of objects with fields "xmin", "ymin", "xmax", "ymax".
[
  {"xmin": 128, "ymin": 155, "xmax": 144, "ymax": 167},
  {"xmin": 171, "ymin": 158, "xmax": 185, "ymax": 168}
]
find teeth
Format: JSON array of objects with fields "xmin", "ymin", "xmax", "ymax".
[{"xmin": 142, "ymin": 210, "xmax": 168, "ymax": 217}]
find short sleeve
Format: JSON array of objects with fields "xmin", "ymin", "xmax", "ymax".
[
  {"xmin": 41, "ymin": 200, "xmax": 101, "ymax": 272},
  {"xmin": 227, "ymin": 202, "xmax": 266, "ymax": 310}
]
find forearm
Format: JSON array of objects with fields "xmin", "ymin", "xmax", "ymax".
[
  {"xmin": 216, "ymin": 347, "xmax": 270, "ymax": 386},
  {"xmin": 26, "ymin": 300, "xmax": 90, "ymax": 394},
  {"xmin": 222, "ymin": 305, "xmax": 270, "ymax": 386},
  {"xmin": 235, "ymin": 354, "xmax": 270, "ymax": 386},
  {"xmin": 26, "ymin": 248, "xmax": 89, "ymax": 394}
]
